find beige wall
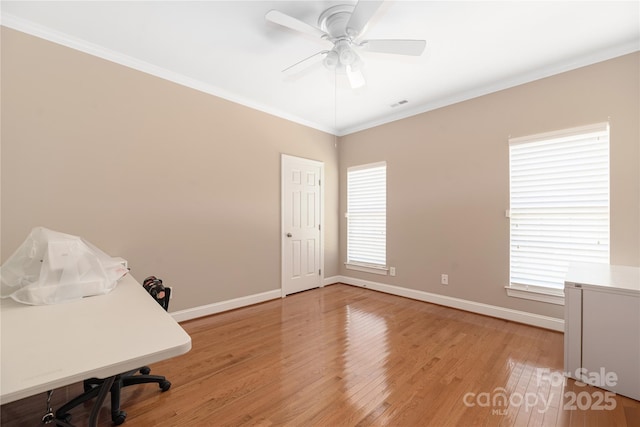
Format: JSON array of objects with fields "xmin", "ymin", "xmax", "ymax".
[
  {"xmin": 1, "ymin": 28, "xmax": 339, "ymax": 311},
  {"xmin": 339, "ymin": 52, "xmax": 640, "ymax": 319}
]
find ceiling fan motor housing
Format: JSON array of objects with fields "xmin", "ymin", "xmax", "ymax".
[
  {"xmin": 318, "ymin": 5, "xmax": 356, "ymax": 39},
  {"xmin": 319, "ymin": 5, "xmax": 361, "ymax": 70}
]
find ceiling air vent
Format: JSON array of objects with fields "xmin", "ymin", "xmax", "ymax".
[{"xmin": 390, "ymin": 100, "xmax": 408, "ymax": 108}]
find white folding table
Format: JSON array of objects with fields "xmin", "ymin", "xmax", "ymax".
[{"xmin": 0, "ymin": 274, "xmax": 191, "ymax": 425}]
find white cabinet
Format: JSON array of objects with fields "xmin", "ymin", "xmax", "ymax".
[{"xmin": 564, "ymin": 263, "xmax": 640, "ymax": 401}]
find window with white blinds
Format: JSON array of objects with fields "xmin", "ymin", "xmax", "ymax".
[
  {"xmin": 509, "ymin": 123, "xmax": 609, "ymax": 292},
  {"xmin": 347, "ymin": 162, "xmax": 386, "ymax": 269}
]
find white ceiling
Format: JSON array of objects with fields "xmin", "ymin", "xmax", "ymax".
[{"xmin": 2, "ymin": 1, "xmax": 639, "ymax": 135}]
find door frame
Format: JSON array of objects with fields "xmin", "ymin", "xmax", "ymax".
[{"xmin": 281, "ymin": 153, "xmax": 325, "ymax": 297}]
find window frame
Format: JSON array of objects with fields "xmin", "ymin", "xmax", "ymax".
[
  {"xmin": 345, "ymin": 161, "xmax": 387, "ymax": 275},
  {"xmin": 506, "ymin": 123, "xmax": 610, "ymax": 305}
]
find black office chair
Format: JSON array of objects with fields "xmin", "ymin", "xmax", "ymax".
[{"xmin": 55, "ymin": 277, "xmax": 172, "ymax": 426}]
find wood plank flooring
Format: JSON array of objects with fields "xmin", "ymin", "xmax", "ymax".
[{"xmin": 2, "ymin": 284, "xmax": 639, "ymax": 426}]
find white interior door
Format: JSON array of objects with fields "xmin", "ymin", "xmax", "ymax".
[{"xmin": 282, "ymin": 154, "xmax": 323, "ymax": 296}]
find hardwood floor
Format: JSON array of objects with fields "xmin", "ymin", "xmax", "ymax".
[{"xmin": 2, "ymin": 284, "xmax": 639, "ymax": 426}]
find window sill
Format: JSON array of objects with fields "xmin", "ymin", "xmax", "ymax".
[
  {"xmin": 345, "ymin": 263, "xmax": 388, "ymax": 276},
  {"xmin": 505, "ymin": 285, "xmax": 565, "ymax": 305}
]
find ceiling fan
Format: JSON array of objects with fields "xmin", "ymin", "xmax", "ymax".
[{"xmin": 265, "ymin": 0, "xmax": 426, "ymax": 89}]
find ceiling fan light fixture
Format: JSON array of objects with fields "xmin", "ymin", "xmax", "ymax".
[
  {"xmin": 323, "ymin": 50, "xmax": 339, "ymax": 68},
  {"xmin": 339, "ymin": 47, "xmax": 357, "ymax": 65},
  {"xmin": 337, "ymin": 44, "xmax": 358, "ymax": 66},
  {"xmin": 335, "ymin": 40, "xmax": 357, "ymax": 66}
]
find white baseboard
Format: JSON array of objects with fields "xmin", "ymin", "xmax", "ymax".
[
  {"xmin": 324, "ymin": 275, "xmax": 341, "ymax": 287},
  {"xmin": 170, "ymin": 276, "xmax": 564, "ymax": 332},
  {"xmin": 330, "ymin": 275, "xmax": 564, "ymax": 332},
  {"xmin": 172, "ymin": 278, "xmax": 338, "ymax": 323},
  {"xmin": 170, "ymin": 289, "xmax": 281, "ymax": 323}
]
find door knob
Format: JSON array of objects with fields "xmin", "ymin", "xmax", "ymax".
[{"xmin": 286, "ymin": 233, "xmax": 292, "ymax": 237}]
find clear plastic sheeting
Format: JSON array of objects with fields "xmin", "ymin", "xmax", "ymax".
[{"xmin": 1, "ymin": 227, "xmax": 128, "ymax": 305}]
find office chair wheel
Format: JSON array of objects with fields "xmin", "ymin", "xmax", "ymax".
[
  {"xmin": 140, "ymin": 367, "xmax": 151, "ymax": 375},
  {"xmin": 160, "ymin": 380, "xmax": 171, "ymax": 392},
  {"xmin": 112, "ymin": 410, "xmax": 127, "ymax": 426}
]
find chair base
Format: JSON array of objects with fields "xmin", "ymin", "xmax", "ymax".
[{"xmin": 55, "ymin": 367, "xmax": 171, "ymax": 425}]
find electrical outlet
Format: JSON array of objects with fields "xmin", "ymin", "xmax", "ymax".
[
  {"xmin": 441, "ymin": 274, "xmax": 448, "ymax": 285},
  {"xmin": 390, "ymin": 267, "xmax": 396, "ymax": 276}
]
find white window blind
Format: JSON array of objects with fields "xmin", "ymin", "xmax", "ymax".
[
  {"xmin": 347, "ymin": 162, "xmax": 386, "ymax": 267},
  {"xmin": 509, "ymin": 123, "xmax": 609, "ymax": 290}
]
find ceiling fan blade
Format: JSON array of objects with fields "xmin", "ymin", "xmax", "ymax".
[
  {"xmin": 282, "ymin": 50, "xmax": 328, "ymax": 74},
  {"xmin": 346, "ymin": 65, "xmax": 366, "ymax": 89},
  {"xmin": 266, "ymin": 10, "xmax": 327, "ymax": 39},
  {"xmin": 346, "ymin": 0, "xmax": 384, "ymax": 37},
  {"xmin": 359, "ymin": 39, "xmax": 426, "ymax": 56}
]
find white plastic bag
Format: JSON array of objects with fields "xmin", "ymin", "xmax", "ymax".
[{"xmin": 0, "ymin": 227, "xmax": 128, "ymax": 305}]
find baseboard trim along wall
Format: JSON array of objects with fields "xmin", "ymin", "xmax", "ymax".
[
  {"xmin": 172, "ymin": 278, "xmax": 335, "ymax": 323},
  {"xmin": 171, "ymin": 289, "xmax": 282, "ymax": 323},
  {"xmin": 326, "ymin": 275, "xmax": 565, "ymax": 332},
  {"xmin": 171, "ymin": 276, "xmax": 564, "ymax": 332}
]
